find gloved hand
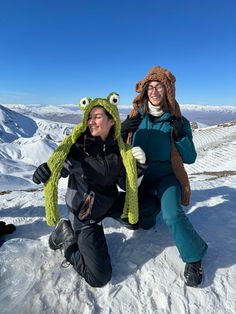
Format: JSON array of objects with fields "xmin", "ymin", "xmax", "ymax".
[
  {"xmin": 121, "ymin": 112, "xmax": 142, "ymax": 133},
  {"xmin": 131, "ymin": 146, "xmax": 146, "ymax": 164},
  {"xmin": 60, "ymin": 167, "xmax": 70, "ymax": 178},
  {"xmin": 32, "ymin": 162, "xmax": 51, "ymax": 184},
  {"xmin": 170, "ymin": 116, "xmax": 185, "ymax": 141}
]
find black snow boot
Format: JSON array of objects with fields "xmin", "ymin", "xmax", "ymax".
[
  {"xmin": 184, "ymin": 261, "xmax": 203, "ymax": 287},
  {"xmin": 0, "ymin": 221, "xmax": 16, "ymax": 237},
  {"xmin": 49, "ymin": 219, "xmax": 74, "ymax": 251}
]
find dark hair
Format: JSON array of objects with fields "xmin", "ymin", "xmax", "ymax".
[
  {"xmin": 104, "ymin": 108, "xmax": 113, "ymax": 120},
  {"xmin": 94, "ymin": 105, "xmax": 113, "ymax": 120},
  {"xmin": 87, "ymin": 105, "xmax": 115, "ymax": 137},
  {"xmin": 102, "ymin": 106, "xmax": 115, "ymax": 137},
  {"xmin": 139, "ymin": 81, "xmax": 169, "ymax": 114}
]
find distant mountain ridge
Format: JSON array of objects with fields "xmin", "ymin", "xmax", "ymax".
[
  {"xmin": 0, "ymin": 104, "xmax": 73, "ymax": 143},
  {"xmin": 2, "ymin": 103, "xmax": 82, "ymax": 124},
  {"xmin": 3, "ymin": 103, "xmax": 236, "ymax": 126}
]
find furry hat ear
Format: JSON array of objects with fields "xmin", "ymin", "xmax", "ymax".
[
  {"xmin": 164, "ymin": 68, "xmax": 176, "ymax": 84},
  {"xmin": 135, "ymin": 81, "xmax": 143, "ymax": 93}
]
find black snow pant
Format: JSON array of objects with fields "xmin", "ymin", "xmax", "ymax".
[
  {"xmin": 107, "ymin": 191, "xmax": 161, "ymax": 230},
  {"xmin": 65, "ymin": 216, "xmax": 112, "ymax": 288},
  {"xmin": 65, "ymin": 194, "xmax": 127, "ymax": 288}
]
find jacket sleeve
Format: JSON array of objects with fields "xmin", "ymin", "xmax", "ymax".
[
  {"xmin": 116, "ymin": 161, "xmax": 147, "ymax": 191},
  {"xmin": 62, "ymin": 141, "xmax": 83, "ymax": 175},
  {"xmin": 174, "ymin": 117, "xmax": 197, "ymax": 164},
  {"xmin": 62, "ymin": 157, "xmax": 81, "ymax": 175}
]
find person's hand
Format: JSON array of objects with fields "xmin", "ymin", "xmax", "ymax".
[
  {"xmin": 121, "ymin": 112, "xmax": 142, "ymax": 133},
  {"xmin": 32, "ymin": 163, "xmax": 51, "ymax": 184},
  {"xmin": 170, "ymin": 116, "xmax": 185, "ymax": 141},
  {"xmin": 131, "ymin": 146, "xmax": 146, "ymax": 164}
]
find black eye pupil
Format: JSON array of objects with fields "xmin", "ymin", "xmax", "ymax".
[{"xmin": 113, "ymin": 98, "xmax": 117, "ymax": 103}]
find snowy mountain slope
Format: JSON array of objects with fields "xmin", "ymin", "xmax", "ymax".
[
  {"xmin": 186, "ymin": 121, "xmax": 236, "ymax": 175},
  {"xmin": 0, "ymin": 136, "xmax": 57, "ymax": 167},
  {"xmin": 0, "ymin": 104, "xmax": 74, "ymax": 143},
  {"xmin": 33, "ymin": 119, "xmax": 72, "ymax": 142},
  {"xmin": 0, "ymin": 104, "xmax": 38, "ymax": 142},
  {"xmin": 0, "ymin": 136, "xmax": 59, "ymax": 192},
  {"xmin": 0, "ymin": 105, "xmax": 236, "ymax": 313},
  {"xmin": 0, "ymin": 105, "xmax": 73, "ymax": 192}
]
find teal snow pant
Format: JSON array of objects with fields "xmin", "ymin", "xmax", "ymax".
[{"xmin": 138, "ymin": 174, "xmax": 208, "ymax": 263}]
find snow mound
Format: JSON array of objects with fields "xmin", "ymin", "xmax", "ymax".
[{"xmin": 0, "ymin": 239, "xmax": 44, "ymax": 314}]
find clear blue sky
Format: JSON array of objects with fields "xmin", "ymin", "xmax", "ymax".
[{"xmin": 0, "ymin": 0, "xmax": 236, "ymax": 106}]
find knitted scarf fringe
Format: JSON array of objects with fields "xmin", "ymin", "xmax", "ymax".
[
  {"xmin": 117, "ymin": 137, "xmax": 139, "ymax": 224},
  {"xmin": 44, "ymin": 123, "xmax": 85, "ymax": 226}
]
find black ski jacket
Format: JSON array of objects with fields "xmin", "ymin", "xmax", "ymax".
[{"xmin": 63, "ymin": 131, "xmax": 128, "ymax": 222}]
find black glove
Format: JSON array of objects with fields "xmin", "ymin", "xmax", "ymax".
[
  {"xmin": 170, "ymin": 116, "xmax": 185, "ymax": 141},
  {"xmin": 121, "ymin": 112, "xmax": 142, "ymax": 133},
  {"xmin": 60, "ymin": 167, "xmax": 70, "ymax": 178},
  {"xmin": 32, "ymin": 162, "xmax": 51, "ymax": 184}
]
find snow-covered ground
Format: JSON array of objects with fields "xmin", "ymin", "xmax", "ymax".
[{"xmin": 0, "ymin": 104, "xmax": 236, "ymax": 314}]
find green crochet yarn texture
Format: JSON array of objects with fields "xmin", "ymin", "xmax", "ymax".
[{"xmin": 44, "ymin": 93, "xmax": 139, "ymax": 226}]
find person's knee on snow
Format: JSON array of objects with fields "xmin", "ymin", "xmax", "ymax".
[
  {"xmin": 138, "ymin": 192, "xmax": 161, "ymax": 229},
  {"xmin": 69, "ymin": 247, "xmax": 112, "ymax": 287},
  {"xmin": 67, "ymin": 224, "xmax": 112, "ymax": 288},
  {"xmin": 81, "ymin": 261, "xmax": 112, "ymax": 288},
  {"xmin": 139, "ymin": 211, "xmax": 158, "ymax": 229}
]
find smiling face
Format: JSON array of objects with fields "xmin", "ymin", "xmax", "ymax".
[
  {"xmin": 147, "ymin": 81, "xmax": 165, "ymax": 106},
  {"xmin": 87, "ymin": 106, "xmax": 114, "ymax": 141}
]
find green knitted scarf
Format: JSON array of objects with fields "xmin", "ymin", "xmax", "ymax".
[{"xmin": 44, "ymin": 93, "xmax": 139, "ymax": 226}]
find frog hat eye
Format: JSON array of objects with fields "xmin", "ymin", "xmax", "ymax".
[
  {"xmin": 108, "ymin": 92, "xmax": 120, "ymax": 105},
  {"xmin": 79, "ymin": 97, "xmax": 91, "ymax": 110}
]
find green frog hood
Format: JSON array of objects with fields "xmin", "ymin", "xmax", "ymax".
[{"xmin": 44, "ymin": 92, "xmax": 139, "ymax": 226}]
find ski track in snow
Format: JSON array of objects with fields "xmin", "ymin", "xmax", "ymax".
[{"xmin": 0, "ymin": 106, "xmax": 236, "ymax": 313}]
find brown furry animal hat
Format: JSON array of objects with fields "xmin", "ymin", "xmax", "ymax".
[{"xmin": 132, "ymin": 65, "xmax": 181, "ymax": 117}]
